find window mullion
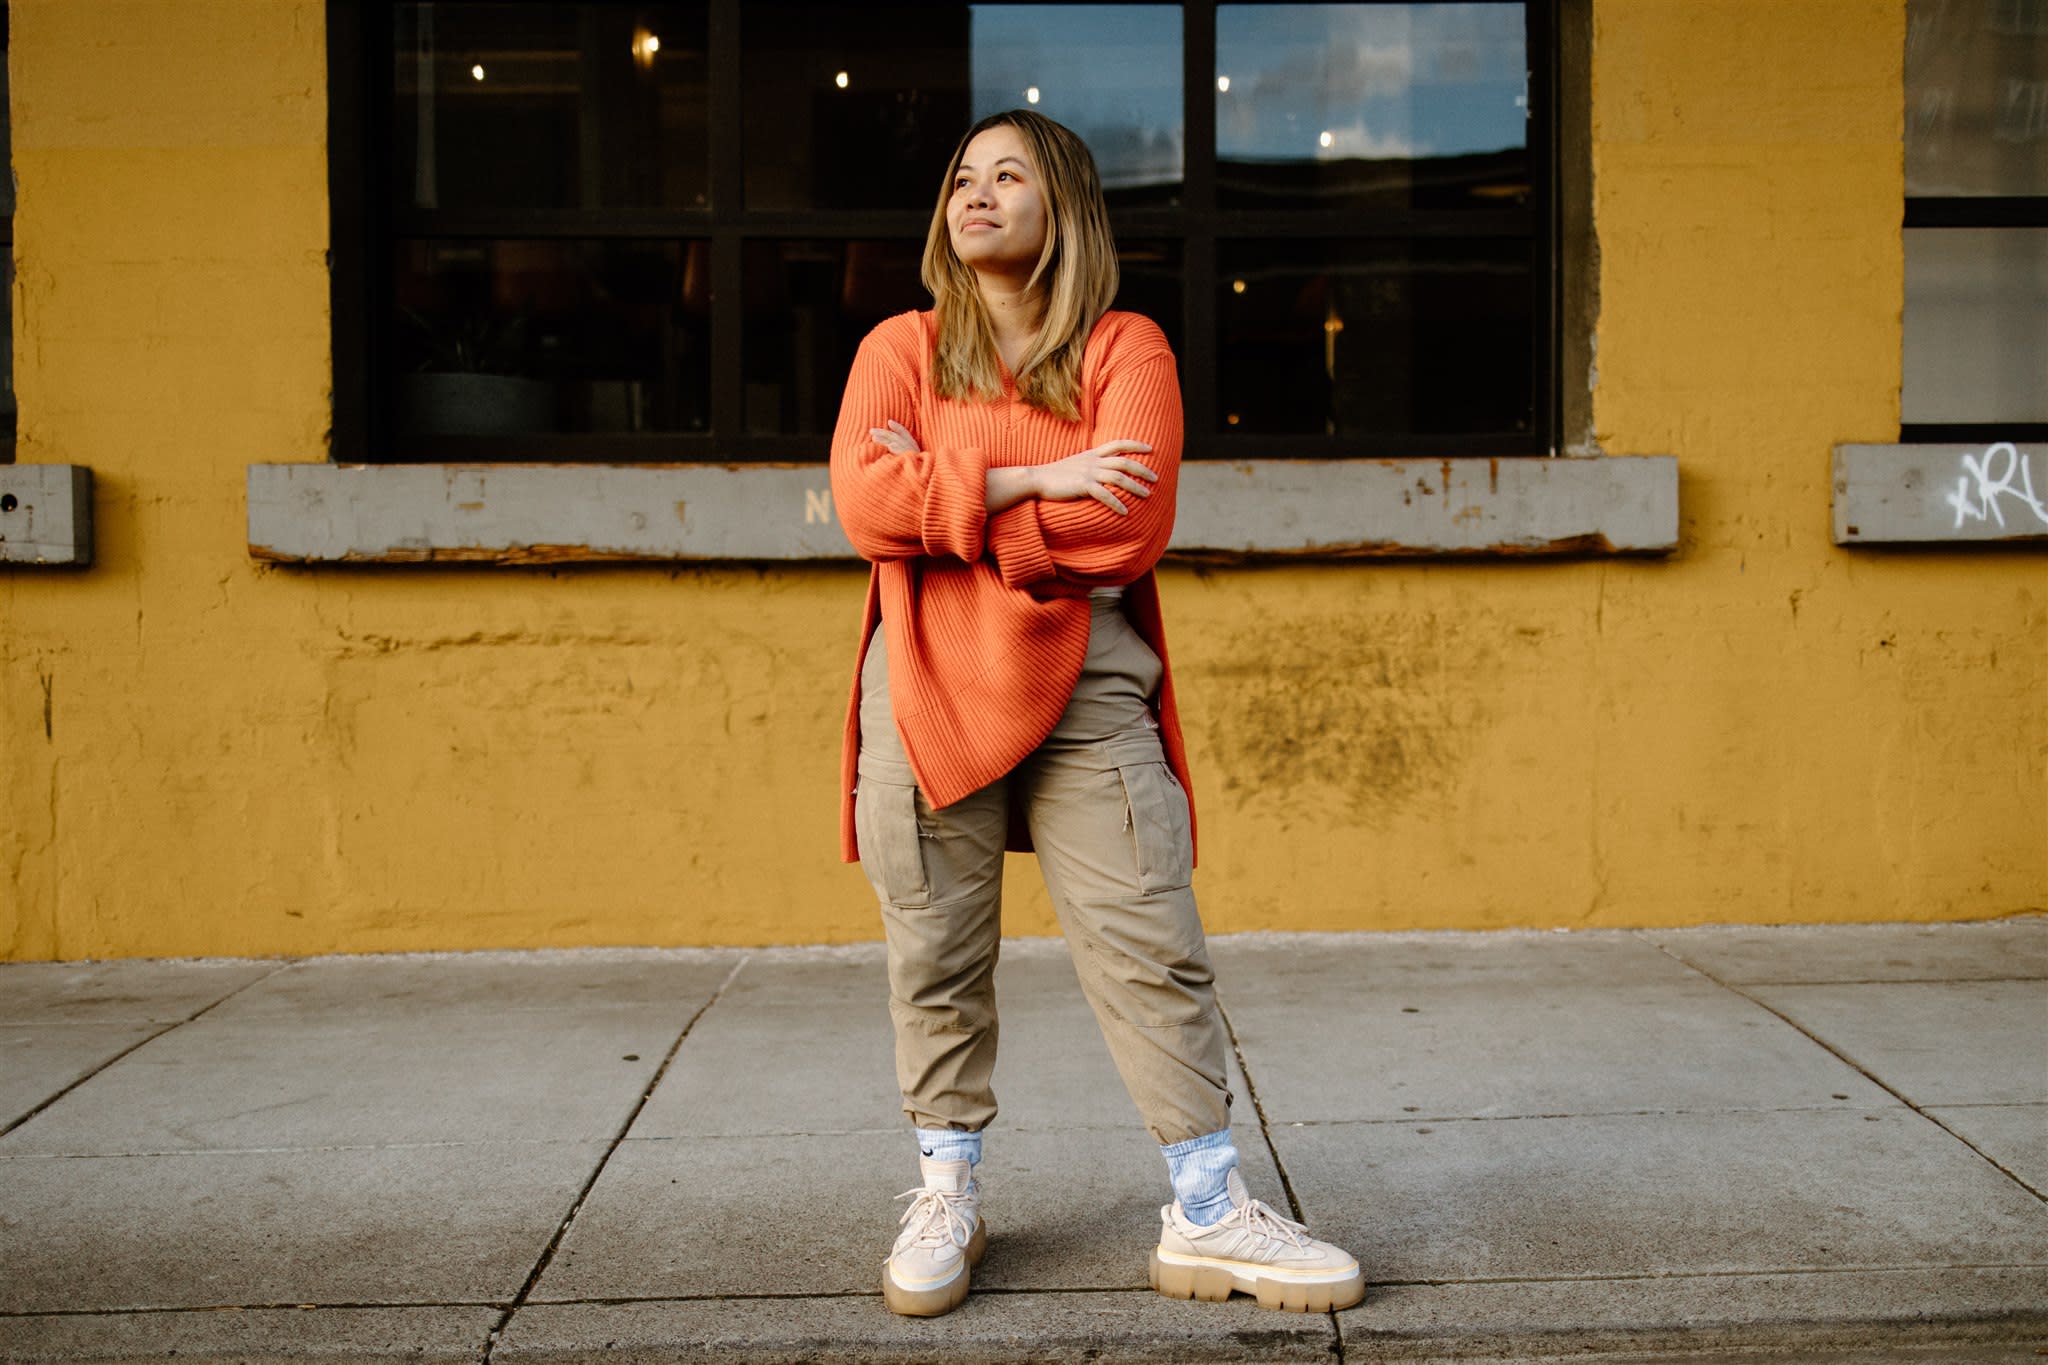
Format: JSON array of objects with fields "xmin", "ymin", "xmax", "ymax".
[
  {"xmin": 329, "ymin": 0, "xmax": 372, "ymax": 462},
  {"xmin": 1905, "ymin": 196, "xmax": 2048, "ymax": 229},
  {"xmin": 1534, "ymin": 0, "xmax": 1558, "ymax": 453},
  {"xmin": 1183, "ymin": 0, "xmax": 1218, "ymax": 441},
  {"xmin": 709, "ymin": 0, "xmax": 744, "ymax": 443}
]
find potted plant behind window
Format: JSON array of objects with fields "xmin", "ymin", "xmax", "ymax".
[{"xmin": 396, "ymin": 305, "xmax": 558, "ymax": 436}]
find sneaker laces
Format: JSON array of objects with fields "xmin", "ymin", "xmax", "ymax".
[
  {"xmin": 892, "ymin": 1182, "xmax": 977, "ymax": 1252},
  {"xmin": 1229, "ymin": 1195, "xmax": 1312, "ymax": 1250}
]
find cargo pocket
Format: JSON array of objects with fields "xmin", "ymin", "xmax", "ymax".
[
  {"xmin": 854, "ymin": 775, "xmax": 931, "ymax": 909},
  {"xmin": 1115, "ymin": 758, "xmax": 1194, "ymax": 894}
]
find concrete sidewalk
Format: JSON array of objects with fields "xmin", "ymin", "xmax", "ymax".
[{"xmin": 1, "ymin": 921, "xmax": 2043, "ymax": 1364}]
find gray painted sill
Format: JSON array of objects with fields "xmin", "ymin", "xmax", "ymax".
[
  {"xmin": 1834, "ymin": 443, "xmax": 2048, "ymax": 546},
  {"xmin": 243, "ymin": 456, "xmax": 1680, "ymax": 565},
  {"xmin": 0, "ymin": 465, "xmax": 93, "ymax": 566}
]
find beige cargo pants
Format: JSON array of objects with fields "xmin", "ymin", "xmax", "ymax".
[{"xmin": 854, "ymin": 593, "xmax": 1233, "ymax": 1147}]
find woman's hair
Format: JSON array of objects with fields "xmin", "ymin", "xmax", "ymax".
[{"xmin": 921, "ymin": 109, "xmax": 1118, "ymax": 421}]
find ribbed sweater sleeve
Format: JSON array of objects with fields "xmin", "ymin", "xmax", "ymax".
[
  {"xmin": 986, "ymin": 320, "xmax": 1183, "ymax": 590},
  {"xmin": 829, "ymin": 317, "xmax": 992, "ymax": 563}
]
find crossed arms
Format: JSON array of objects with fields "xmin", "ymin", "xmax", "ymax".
[{"xmin": 828, "ymin": 320, "xmax": 1184, "ymax": 592}]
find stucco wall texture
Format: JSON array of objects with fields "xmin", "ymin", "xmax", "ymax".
[{"xmin": 1, "ymin": 1, "xmax": 2041, "ymax": 960}]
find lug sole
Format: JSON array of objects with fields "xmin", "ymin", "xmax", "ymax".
[
  {"xmin": 882, "ymin": 1217, "xmax": 989, "ymax": 1317},
  {"xmin": 1149, "ymin": 1248, "xmax": 1366, "ymax": 1314}
]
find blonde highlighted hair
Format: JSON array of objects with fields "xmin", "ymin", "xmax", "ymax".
[{"xmin": 921, "ymin": 109, "xmax": 1118, "ymax": 421}]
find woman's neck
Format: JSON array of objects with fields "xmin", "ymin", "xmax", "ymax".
[{"xmin": 976, "ymin": 275, "xmax": 1043, "ymax": 376}]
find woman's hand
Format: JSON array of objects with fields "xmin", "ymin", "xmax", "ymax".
[
  {"xmin": 1033, "ymin": 440, "xmax": 1158, "ymax": 516},
  {"xmin": 869, "ymin": 419, "xmax": 921, "ymax": 455}
]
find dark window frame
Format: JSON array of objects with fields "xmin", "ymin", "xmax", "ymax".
[{"xmin": 327, "ymin": 0, "xmax": 1560, "ymax": 464}]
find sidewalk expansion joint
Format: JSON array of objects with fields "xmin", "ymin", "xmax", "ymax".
[
  {"xmin": 1216, "ymin": 994, "xmax": 1346, "ymax": 1365},
  {"xmin": 531, "ymin": 1290, "xmax": 887, "ymax": 1305},
  {"xmin": 477, "ymin": 953, "xmax": 751, "ymax": 1364},
  {"xmin": 1701, "ymin": 974, "xmax": 2048, "ymax": 986},
  {"xmin": 0, "ymin": 960, "xmax": 297, "ymax": 1142},
  {"xmin": 620, "ymin": 1119, "xmax": 1173, "ymax": 1142},
  {"xmin": 1650, "ymin": 942, "xmax": 2048, "ymax": 1205},
  {"xmin": 1359, "ymin": 1260, "xmax": 2048, "ymax": 1288},
  {"xmin": 0, "ymin": 1299, "xmax": 508, "ymax": 1317},
  {"xmin": 1257, "ymin": 1102, "xmax": 1906, "ymax": 1129},
  {"xmin": 0, "ymin": 1137, "xmax": 626, "ymax": 1159},
  {"xmin": 522, "ymin": 1286, "xmax": 1167, "ymax": 1306}
]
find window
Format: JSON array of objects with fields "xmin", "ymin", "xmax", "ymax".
[
  {"xmin": 1902, "ymin": 0, "xmax": 2048, "ymax": 442},
  {"xmin": 329, "ymin": 0, "xmax": 1556, "ymax": 464}
]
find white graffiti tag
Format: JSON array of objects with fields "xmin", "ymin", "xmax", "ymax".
[{"xmin": 1944, "ymin": 442, "xmax": 2048, "ymax": 531}]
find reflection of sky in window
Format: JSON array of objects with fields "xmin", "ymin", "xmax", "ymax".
[
  {"xmin": 966, "ymin": 4, "xmax": 1524, "ymax": 185},
  {"xmin": 970, "ymin": 6, "xmax": 1184, "ymax": 189},
  {"xmin": 1218, "ymin": 5, "xmax": 1526, "ymax": 162}
]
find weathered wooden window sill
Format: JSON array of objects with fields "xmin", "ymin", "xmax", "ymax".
[
  {"xmin": 1834, "ymin": 443, "xmax": 2048, "ymax": 547},
  {"xmin": 0, "ymin": 465, "xmax": 94, "ymax": 566},
  {"xmin": 244, "ymin": 456, "xmax": 1680, "ymax": 565}
]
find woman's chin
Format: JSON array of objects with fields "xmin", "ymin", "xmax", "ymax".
[{"xmin": 954, "ymin": 239, "xmax": 1030, "ymax": 271}]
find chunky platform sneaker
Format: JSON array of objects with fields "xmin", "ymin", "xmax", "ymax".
[
  {"xmin": 1150, "ymin": 1168, "xmax": 1365, "ymax": 1313},
  {"xmin": 882, "ymin": 1155, "xmax": 988, "ymax": 1317}
]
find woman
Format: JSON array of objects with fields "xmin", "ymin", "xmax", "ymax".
[{"xmin": 829, "ymin": 109, "xmax": 1364, "ymax": 1320}]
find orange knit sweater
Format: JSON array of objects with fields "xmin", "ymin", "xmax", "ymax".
[{"xmin": 830, "ymin": 308, "xmax": 1195, "ymax": 865}]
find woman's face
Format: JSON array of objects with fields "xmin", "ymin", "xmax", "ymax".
[{"xmin": 946, "ymin": 123, "xmax": 1049, "ymax": 283}]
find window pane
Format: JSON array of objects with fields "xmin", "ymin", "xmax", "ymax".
[
  {"xmin": 968, "ymin": 6, "xmax": 1184, "ymax": 206},
  {"xmin": 392, "ymin": 4, "xmax": 709, "ymax": 212},
  {"xmin": 1906, "ymin": 0, "xmax": 2048, "ymax": 198},
  {"xmin": 742, "ymin": 6, "xmax": 973, "ymax": 212},
  {"xmin": 743, "ymin": 4, "xmax": 1183, "ymax": 212},
  {"xmin": 1218, "ymin": 239, "xmax": 1531, "ymax": 436},
  {"xmin": 742, "ymin": 240, "xmax": 929, "ymax": 436},
  {"xmin": 1904, "ymin": 226, "xmax": 2048, "ymax": 423},
  {"xmin": 1216, "ymin": 3, "xmax": 1528, "ymax": 211},
  {"xmin": 1112, "ymin": 238, "xmax": 1184, "ymax": 364},
  {"xmin": 393, "ymin": 238, "xmax": 710, "ymax": 436}
]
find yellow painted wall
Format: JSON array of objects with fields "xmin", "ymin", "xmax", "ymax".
[{"xmin": 1, "ymin": 1, "xmax": 2041, "ymax": 960}]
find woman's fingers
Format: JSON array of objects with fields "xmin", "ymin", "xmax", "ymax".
[
  {"xmin": 1100, "ymin": 456, "xmax": 1160, "ymax": 484},
  {"xmin": 1088, "ymin": 483, "xmax": 1130, "ymax": 514},
  {"xmin": 1028, "ymin": 441, "xmax": 1165, "ymax": 511},
  {"xmin": 1087, "ymin": 468, "xmax": 1153, "ymax": 512},
  {"xmin": 868, "ymin": 422, "xmax": 919, "ymax": 453},
  {"xmin": 1093, "ymin": 457, "xmax": 1157, "ymax": 503},
  {"xmin": 1093, "ymin": 468, "xmax": 1152, "ymax": 499}
]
